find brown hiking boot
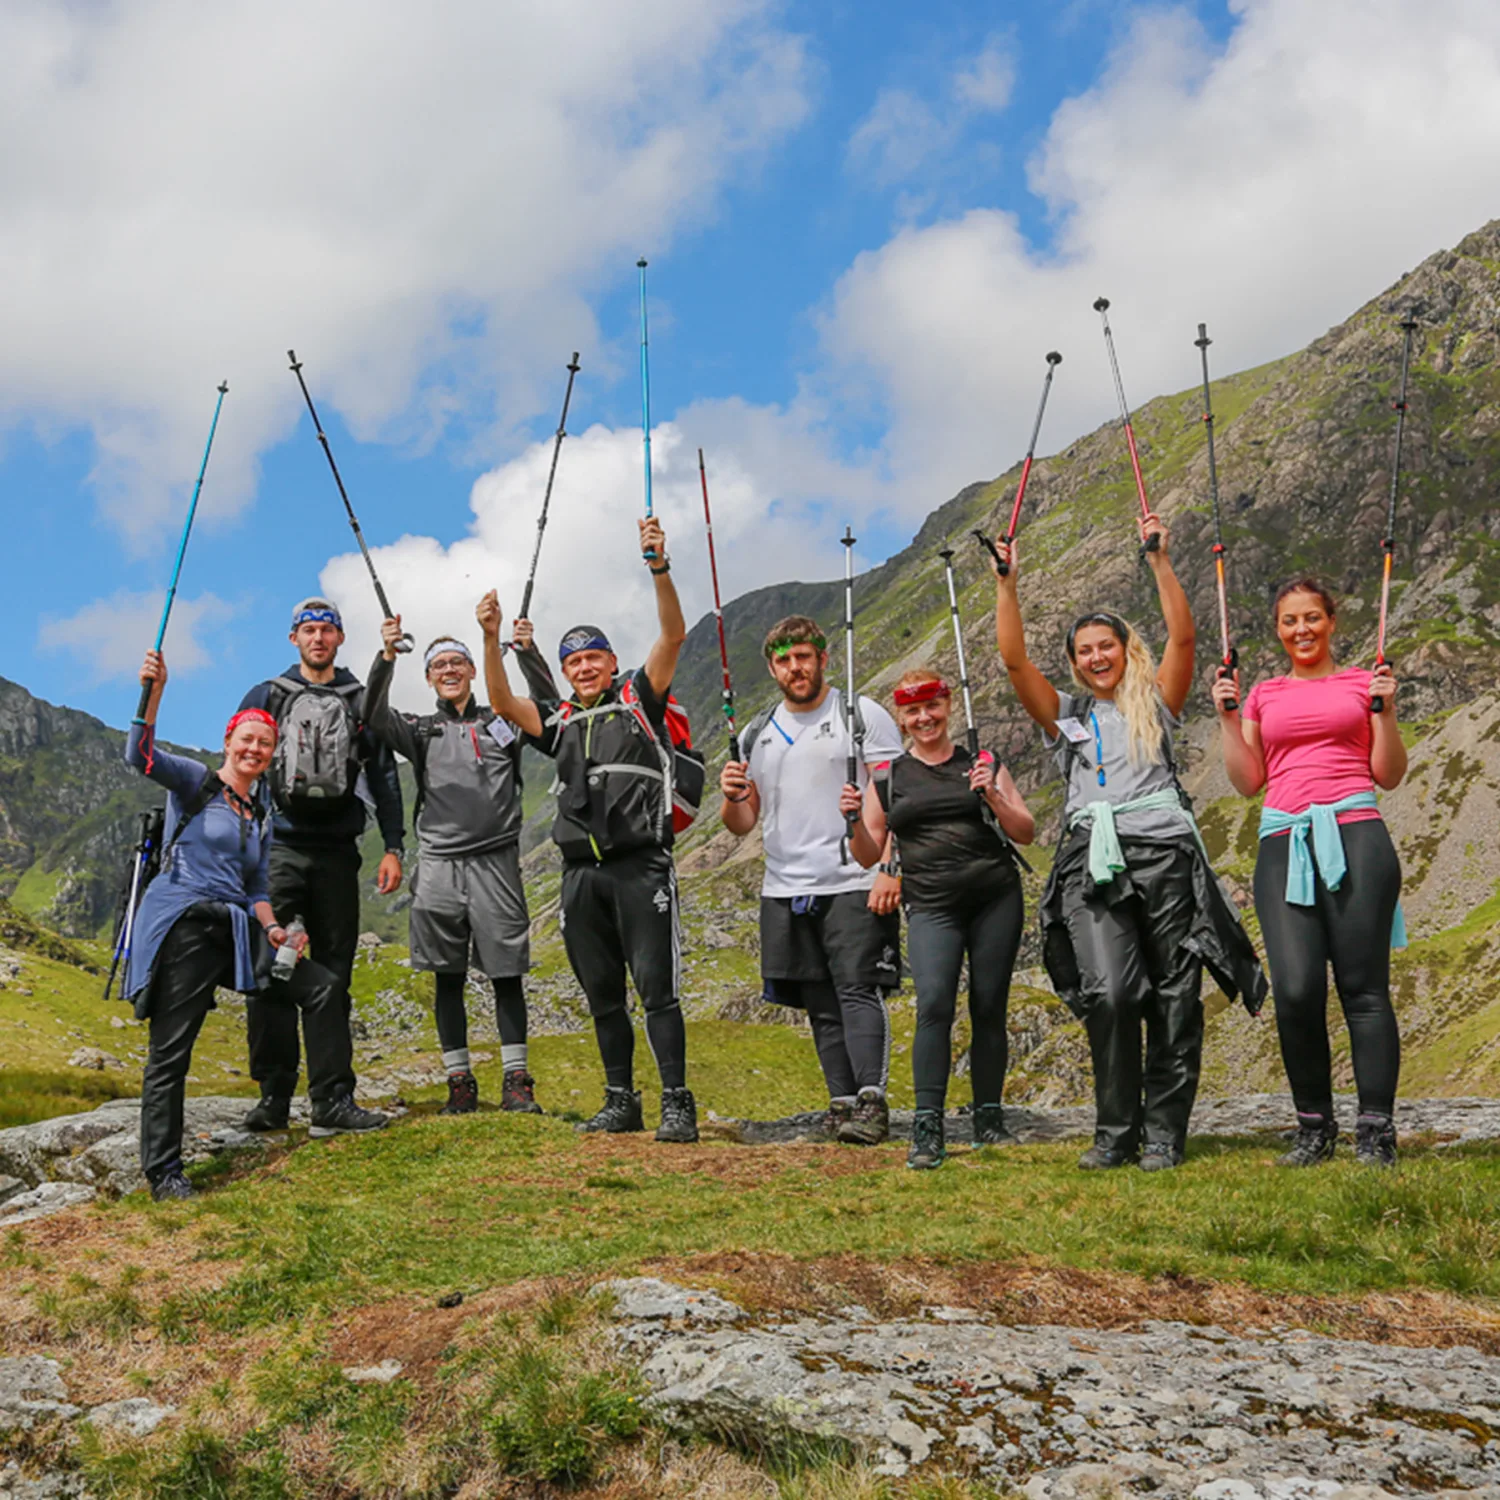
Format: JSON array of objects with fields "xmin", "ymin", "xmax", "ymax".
[
  {"xmin": 500, "ymin": 1068, "xmax": 543, "ymax": 1115},
  {"xmin": 836, "ymin": 1087, "xmax": 889, "ymax": 1145},
  {"xmin": 440, "ymin": 1072, "xmax": 479, "ymax": 1115}
]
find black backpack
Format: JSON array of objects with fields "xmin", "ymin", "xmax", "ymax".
[{"xmin": 264, "ymin": 676, "xmax": 364, "ymax": 810}]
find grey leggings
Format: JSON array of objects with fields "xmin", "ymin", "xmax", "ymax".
[{"xmin": 906, "ymin": 881, "xmax": 1024, "ymax": 1113}]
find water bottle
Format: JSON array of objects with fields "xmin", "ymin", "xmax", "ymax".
[{"xmin": 271, "ymin": 915, "xmax": 306, "ymax": 982}]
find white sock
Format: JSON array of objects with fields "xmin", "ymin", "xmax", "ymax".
[
  {"xmin": 831, "ymin": 1094, "xmax": 857, "ymax": 1107},
  {"xmin": 442, "ymin": 1048, "xmax": 471, "ymax": 1076},
  {"xmin": 501, "ymin": 1043, "xmax": 528, "ymax": 1072}
]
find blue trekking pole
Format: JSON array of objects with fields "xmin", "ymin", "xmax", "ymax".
[
  {"xmin": 637, "ymin": 257, "xmax": 658, "ymax": 561},
  {"xmin": 135, "ymin": 381, "xmax": 228, "ymax": 723}
]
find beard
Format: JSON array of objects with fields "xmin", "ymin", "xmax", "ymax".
[{"xmin": 782, "ymin": 664, "xmax": 824, "ymax": 704}]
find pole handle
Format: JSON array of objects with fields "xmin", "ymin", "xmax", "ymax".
[
  {"xmin": 972, "ymin": 530, "xmax": 1006, "ymax": 575},
  {"xmin": 1215, "ymin": 662, "xmax": 1238, "ymax": 715},
  {"xmin": 134, "ymin": 681, "xmax": 153, "ymax": 724}
]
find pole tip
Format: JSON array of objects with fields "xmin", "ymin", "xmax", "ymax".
[
  {"xmin": 938, "ymin": 545, "xmax": 954, "ymax": 561},
  {"xmin": 637, "ymin": 257, "xmax": 648, "ymax": 269},
  {"xmin": 1093, "ymin": 296, "xmax": 1110, "ymax": 313},
  {"xmin": 1195, "ymin": 323, "xmax": 1210, "ymax": 346},
  {"xmin": 842, "ymin": 525, "xmax": 855, "ymax": 546},
  {"xmin": 217, "ymin": 380, "xmax": 228, "ymax": 393},
  {"xmin": 568, "ymin": 351, "xmax": 581, "ymax": 369},
  {"xmin": 1046, "ymin": 350, "xmax": 1062, "ymax": 365},
  {"xmin": 1400, "ymin": 314, "xmax": 1419, "ymax": 332}
]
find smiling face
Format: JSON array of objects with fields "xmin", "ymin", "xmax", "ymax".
[
  {"xmin": 427, "ymin": 650, "xmax": 476, "ymax": 705},
  {"xmin": 897, "ymin": 690, "xmax": 952, "ymax": 749},
  {"xmin": 1070, "ymin": 623, "xmax": 1127, "ymax": 698},
  {"xmin": 561, "ymin": 648, "xmax": 617, "ymax": 703},
  {"xmin": 768, "ymin": 643, "xmax": 827, "ymax": 706},
  {"xmin": 1276, "ymin": 589, "xmax": 1336, "ymax": 672},
  {"xmin": 224, "ymin": 721, "xmax": 276, "ymax": 781},
  {"xmin": 291, "ymin": 620, "xmax": 343, "ymax": 672}
]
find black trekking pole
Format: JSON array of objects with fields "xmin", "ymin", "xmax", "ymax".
[
  {"xmin": 840, "ymin": 526, "xmax": 861, "ymax": 864},
  {"xmin": 135, "ymin": 382, "xmax": 228, "ymax": 723},
  {"xmin": 1195, "ymin": 323, "xmax": 1238, "ymax": 710},
  {"xmin": 517, "ymin": 352, "xmax": 581, "ymax": 628},
  {"xmin": 1372, "ymin": 315, "xmax": 1420, "ymax": 714},
  {"xmin": 939, "ymin": 545, "xmax": 983, "ymax": 764},
  {"xmin": 104, "ymin": 810, "xmax": 159, "ymax": 1001},
  {"xmin": 699, "ymin": 448, "xmax": 740, "ymax": 760},
  {"xmin": 287, "ymin": 350, "xmax": 413, "ymax": 652},
  {"xmin": 973, "ymin": 351, "xmax": 1063, "ymax": 576},
  {"xmin": 1093, "ymin": 298, "xmax": 1159, "ymax": 554}
]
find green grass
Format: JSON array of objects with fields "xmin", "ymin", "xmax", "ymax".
[{"xmin": 0, "ymin": 1066, "xmax": 138, "ymax": 1129}]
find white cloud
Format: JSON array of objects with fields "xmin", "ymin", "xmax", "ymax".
[
  {"xmin": 953, "ymin": 37, "xmax": 1017, "ymax": 111},
  {"xmin": 38, "ymin": 590, "xmax": 235, "ymax": 683},
  {"xmin": 0, "ymin": 0, "xmax": 809, "ymax": 544},
  {"xmin": 824, "ymin": 0, "xmax": 1500, "ymax": 518}
]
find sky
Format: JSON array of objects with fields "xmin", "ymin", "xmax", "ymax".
[{"xmin": 4, "ymin": 0, "xmax": 1500, "ymax": 747}]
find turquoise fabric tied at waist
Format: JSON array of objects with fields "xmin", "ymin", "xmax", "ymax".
[
  {"xmin": 1068, "ymin": 788, "xmax": 1204, "ymax": 885},
  {"xmin": 1258, "ymin": 792, "xmax": 1407, "ymax": 949}
]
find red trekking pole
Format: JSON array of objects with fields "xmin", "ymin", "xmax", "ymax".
[
  {"xmin": 1093, "ymin": 298, "xmax": 1159, "ymax": 555},
  {"xmin": 973, "ymin": 350, "xmax": 1062, "ymax": 577}
]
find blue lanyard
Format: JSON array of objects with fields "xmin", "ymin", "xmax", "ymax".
[
  {"xmin": 767, "ymin": 710, "xmax": 794, "ymax": 747},
  {"xmin": 1089, "ymin": 711, "xmax": 1106, "ymax": 787}
]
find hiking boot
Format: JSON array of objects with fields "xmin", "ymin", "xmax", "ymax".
[
  {"xmin": 1277, "ymin": 1113, "xmax": 1339, "ymax": 1168},
  {"xmin": 1139, "ymin": 1141, "xmax": 1185, "ymax": 1173},
  {"xmin": 837, "ymin": 1087, "xmax": 890, "ymax": 1146},
  {"xmin": 441, "ymin": 1071, "xmax": 479, "ymax": 1115},
  {"xmin": 150, "ymin": 1164, "xmax": 193, "ymax": 1202},
  {"xmin": 501, "ymin": 1069, "xmax": 543, "ymax": 1115},
  {"xmin": 241, "ymin": 1095, "xmax": 290, "ymax": 1132},
  {"xmin": 655, "ymin": 1087, "xmax": 699, "ymax": 1143},
  {"xmin": 309, "ymin": 1095, "xmax": 389, "ymax": 1137},
  {"xmin": 972, "ymin": 1103, "xmax": 1016, "ymax": 1147},
  {"xmin": 906, "ymin": 1109, "xmax": 946, "ymax": 1170},
  {"xmin": 1077, "ymin": 1142, "xmax": 1136, "ymax": 1171},
  {"xmin": 579, "ymin": 1087, "xmax": 643, "ymax": 1134},
  {"xmin": 823, "ymin": 1098, "xmax": 855, "ymax": 1140},
  {"xmin": 1354, "ymin": 1112, "xmax": 1398, "ymax": 1168}
]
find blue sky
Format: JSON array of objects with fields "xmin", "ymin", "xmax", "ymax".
[{"xmin": 3, "ymin": 0, "xmax": 1496, "ymax": 746}]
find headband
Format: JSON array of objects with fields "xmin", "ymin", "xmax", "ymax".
[
  {"xmin": 1065, "ymin": 612, "xmax": 1131, "ymax": 658},
  {"xmin": 559, "ymin": 626, "xmax": 612, "ymax": 663},
  {"xmin": 291, "ymin": 599, "xmax": 342, "ymax": 630},
  {"xmin": 225, "ymin": 708, "xmax": 278, "ymax": 741},
  {"xmin": 893, "ymin": 678, "xmax": 951, "ymax": 707},
  {"xmin": 424, "ymin": 639, "xmax": 474, "ymax": 670},
  {"xmin": 765, "ymin": 633, "xmax": 827, "ymax": 661}
]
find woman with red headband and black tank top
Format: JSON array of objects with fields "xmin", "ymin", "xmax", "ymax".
[
  {"xmin": 124, "ymin": 651, "xmax": 382, "ymax": 1201},
  {"xmin": 991, "ymin": 515, "xmax": 1266, "ymax": 1172},
  {"xmin": 846, "ymin": 669, "xmax": 1035, "ymax": 1169},
  {"xmin": 1214, "ymin": 578, "xmax": 1407, "ymax": 1167}
]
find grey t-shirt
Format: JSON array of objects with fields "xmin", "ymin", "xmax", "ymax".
[{"xmin": 1045, "ymin": 690, "xmax": 1185, "ymax": 842}]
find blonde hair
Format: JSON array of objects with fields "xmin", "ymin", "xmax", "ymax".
[
  {"xmin": 1067, "ymin": 618, "xmax": 1165, "ymax": 769},
  {"xmin": 891, "ymin": 668, "xmax": 950, "ymax": 736}
]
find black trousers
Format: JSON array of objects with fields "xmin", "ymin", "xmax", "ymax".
[
  {"xmin": 1254, "ymin": 819, "xmax": 1402, "ymax": 1119},
  {"xmin": 246, "ymin": 841, "xmax": 361, "ymax": 1100},
  {"xmin": 140, "ymin": 905, "xmax": 354, "ymax": 1183},
  {"xmin": 1060, "ymin": 841, "xmax": 1204, "ymax": 1153},
  {"xmin": 560, "ymin": 847, "xmax": 685, "ymax": 1091},
  {"xmin": 906, "ymin": 879, "xmax": 1024, "ymax": 1113}
]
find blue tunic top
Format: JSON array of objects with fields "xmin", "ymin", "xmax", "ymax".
[{"xmin": 123, "ymin": 724, "xmax": 272, "ymax": 1011}]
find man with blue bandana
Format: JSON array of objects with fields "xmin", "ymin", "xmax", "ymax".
[{"xmin": 236, "ymin": 597, "xmax": 405, "ymax": 1133}]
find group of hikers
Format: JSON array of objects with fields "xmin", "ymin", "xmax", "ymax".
[{"xmin": 122, "ymin": 504, "xmax": 1408, "ymax": 1201}]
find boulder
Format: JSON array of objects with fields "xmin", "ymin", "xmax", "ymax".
[
  {"xmin": 0, "ymin": 1183, "xmax": 96, "ymax": 1225},
  {"xmin": 84, "ymin": 1398, "xmax": 174, "ymax": 1438},
  {"xmin": 0, "ymin": 1358, "xmax": 79, "ymax": 1432}
]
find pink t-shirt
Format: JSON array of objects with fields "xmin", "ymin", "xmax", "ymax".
[{"xmin": 1243, "ymin": 667, "xmax": 1380, "ymax": 824}]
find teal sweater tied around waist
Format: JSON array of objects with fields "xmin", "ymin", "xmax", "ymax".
[{"xmin": 1067, "ymin": 788, "xmax": 1205, "ymax": 885}]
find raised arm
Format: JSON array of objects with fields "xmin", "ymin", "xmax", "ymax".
[
  {"xmin": 640, "ymin": 517, "xmax": 687, "ymax": 702},
  {"xmin": 362, "ymin": 637, "xmax": 420, "ymax": 763},
  {"xmin": 124, "ymin": 651, "xmax": 210, "ymax": 794},
  {"xmin": 991, "ymin": 539, "xmax": 1061, "ymax": 735},
  {"xmin": 1142, "ymin": 514, "xmax": 1196, "ymax": 718},
  {"xmin": 477, "ymin": 590, "xmax": 544, "ymax": 739}
]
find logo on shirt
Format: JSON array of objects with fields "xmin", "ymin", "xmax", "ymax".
[
  {"xmin": 816, "ymin": 720, "xmax": 835, "ymax": 739},
  {"xmin": 652, "ymin": 887, "xmax": 671, "ymax": 914}
]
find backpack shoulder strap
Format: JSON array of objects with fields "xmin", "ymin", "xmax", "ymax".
[
  {"xmin": 163, "ymin": 769, "xmax": 223, "ymax": 860},
  {"xmin": 739, "ymin": 705, "xmax": 775, "ymax": 759}
]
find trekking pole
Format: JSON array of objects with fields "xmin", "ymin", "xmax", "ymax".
[
  {"xmin": 1195, "ymin": 323, "xmax": 1237, "ymax": 710},
  {"xmin": 973, "ymin": 351, "xmax": 1063, "ymax": 577},
  {"xmin": 135, "ymin": 382, "xmax": 228, "ymax": 723},
  {"xmin": 1093, "ymin": 298, "xmax": 1159, "ymax": 554},
  {"xmin": 1372, "ymin": 315, "xmax": 1420, "ymax": 714},
  {"xmin": 938, "ymin": 546, "xmax": 983, "ymax": 761},
  {"xmin": 517, "ymin": 352, "xmax": 581, "ymax": 628},
  {"xmin": 840, "ymin": 526, "xmax": 860, "ymax": 863},
  {"xmin": 287, "ymin": 351, "xmax": 413, "ymax": 652},
  {"xmin": 699, "ymin": 448, "xmax": 739, "ymax": 760},
  {"xmin": 637, "ymin": 259, "xmax": 658, "ymax": 562},
  {"xmin": 104, "ymin": 811, "xmax": 156, "ymax": 1001}
]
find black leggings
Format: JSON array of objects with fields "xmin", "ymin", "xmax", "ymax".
[
  {"xmin": 1254, "ymin": 818, "xmax": 1402, "ymax": 1119},
  {"xmin": 797, "ymin": 980, "xmax": 891, "ymax": 1099},
  {"xmin": 433, "ymin": 972, "xmax": 527, "ymax": 1054},
  {"xmin": 906, "ymin": 883, "xmax": 1024, "ymax": 1112}
]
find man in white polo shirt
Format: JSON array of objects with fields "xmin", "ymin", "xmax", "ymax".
[{"xmin": 720, "ymin": 614, "xmax": 903, "ymax": 1143}]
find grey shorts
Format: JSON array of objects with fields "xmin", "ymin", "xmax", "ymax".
[{"xmin": 409, "ymin": 846, "xmax": 530, "ymax": 977}]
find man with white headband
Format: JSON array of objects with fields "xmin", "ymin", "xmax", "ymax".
[
  {"xmin": 364, "ymin": 607, "xmax": 539, "ymax": 1116},
  {"xmin": 236, "ymin": 596, "xmax": 404, "ymax": 1136}
]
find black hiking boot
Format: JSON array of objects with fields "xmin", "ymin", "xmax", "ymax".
[
  {"xmin": 579, "ymin": 1087, "xmax": 644, "ymax": 1134},
  {"xmin": 441, "ymin": 1072, "xmax": 479, "ymax": 1115},
  {"xmin": 906, "ymin": 1109, "xmax": 946, "ymax": 1170},
  {"xmin": 1354, "ymin": 1112, "xmax": 1398, "ymax": 1168},
  {"xmin": 241, "ymin": 1095, "xmax": 290, "ymax": 1132},
  {"xmin": 837, "ymin": 1087, "xmax": 890, "ymax": 1146},
  {"xmin": 1077, "ymin": 1141, "xmax": 1136, "ymax": 1171},
  {"xmin": 822, "ymin": 1098, "xmax": 855, "ymax": 1141},
  {"xmin": 1277, "ymin": 1113, "xmax": 1339, "ymax": 1168},
  {"xmin": 501, "ymin": 1069, "xmax": 543, "ymax": 1114},
  {"xmin": 655, "ymin": 1087, "xmax": 699, "ymax": 1143},
  {"xmin": 1139, "ymin": 1141, "xmax": 1185, "ymax": 1173},
  {"xmin": 150, "ymin": 1163, "xmax": 193, "ymax": 1202},
  {"xmin": 309, "ymin": 1095, "xmax": 389, "ymax": 1137},
  {"xmin": 972, "ymin": 1103, "xmax": 1016, "ymax": 1147}
]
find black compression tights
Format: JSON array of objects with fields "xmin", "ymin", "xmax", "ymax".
[
  {"xmin": 432, "ymin": 972, "xmax": 528, "ymax": 1053},
  {"xmin": 1254, "ymin": 818, "xmax": 1403, "ymax": 1119}
]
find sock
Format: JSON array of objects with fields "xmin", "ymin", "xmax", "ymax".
[
  {"xmin": 442, "ymin": 1048, "xmax": 471, "ymax": 1076},
  {"xmin": 501, "ymin": 1043, "xmax": 528, "ymax": 1072}
]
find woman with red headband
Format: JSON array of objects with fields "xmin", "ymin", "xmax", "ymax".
[
  {"xmin": 848, "ymin": 669, "xmax": 1034, "ymax": 1169},
  {"xmin": 992, "ymin": 517, "xmax": 1265, "ymax": 1173},
  {"xmin": 124, "ymin": 651, "xmax": 381, "ymax": 1201}
]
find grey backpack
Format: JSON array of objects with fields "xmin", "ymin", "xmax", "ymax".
[{"xmin": 267, "ymin": 676, "xmax": 363, "ymax": 809}]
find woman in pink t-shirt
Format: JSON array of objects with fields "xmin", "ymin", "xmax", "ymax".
[{"xmin": 1214, "ymin": 578, "xmax": 1408, "ymax": 1168}]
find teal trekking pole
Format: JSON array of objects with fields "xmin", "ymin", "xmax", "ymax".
[
  {"xmin": 135, "ymin": 381, "xmax": 228, "ymax": 723},
  {"xmin": 637, "ymin": 258, "xmax": 658, "ymax": 561}
]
